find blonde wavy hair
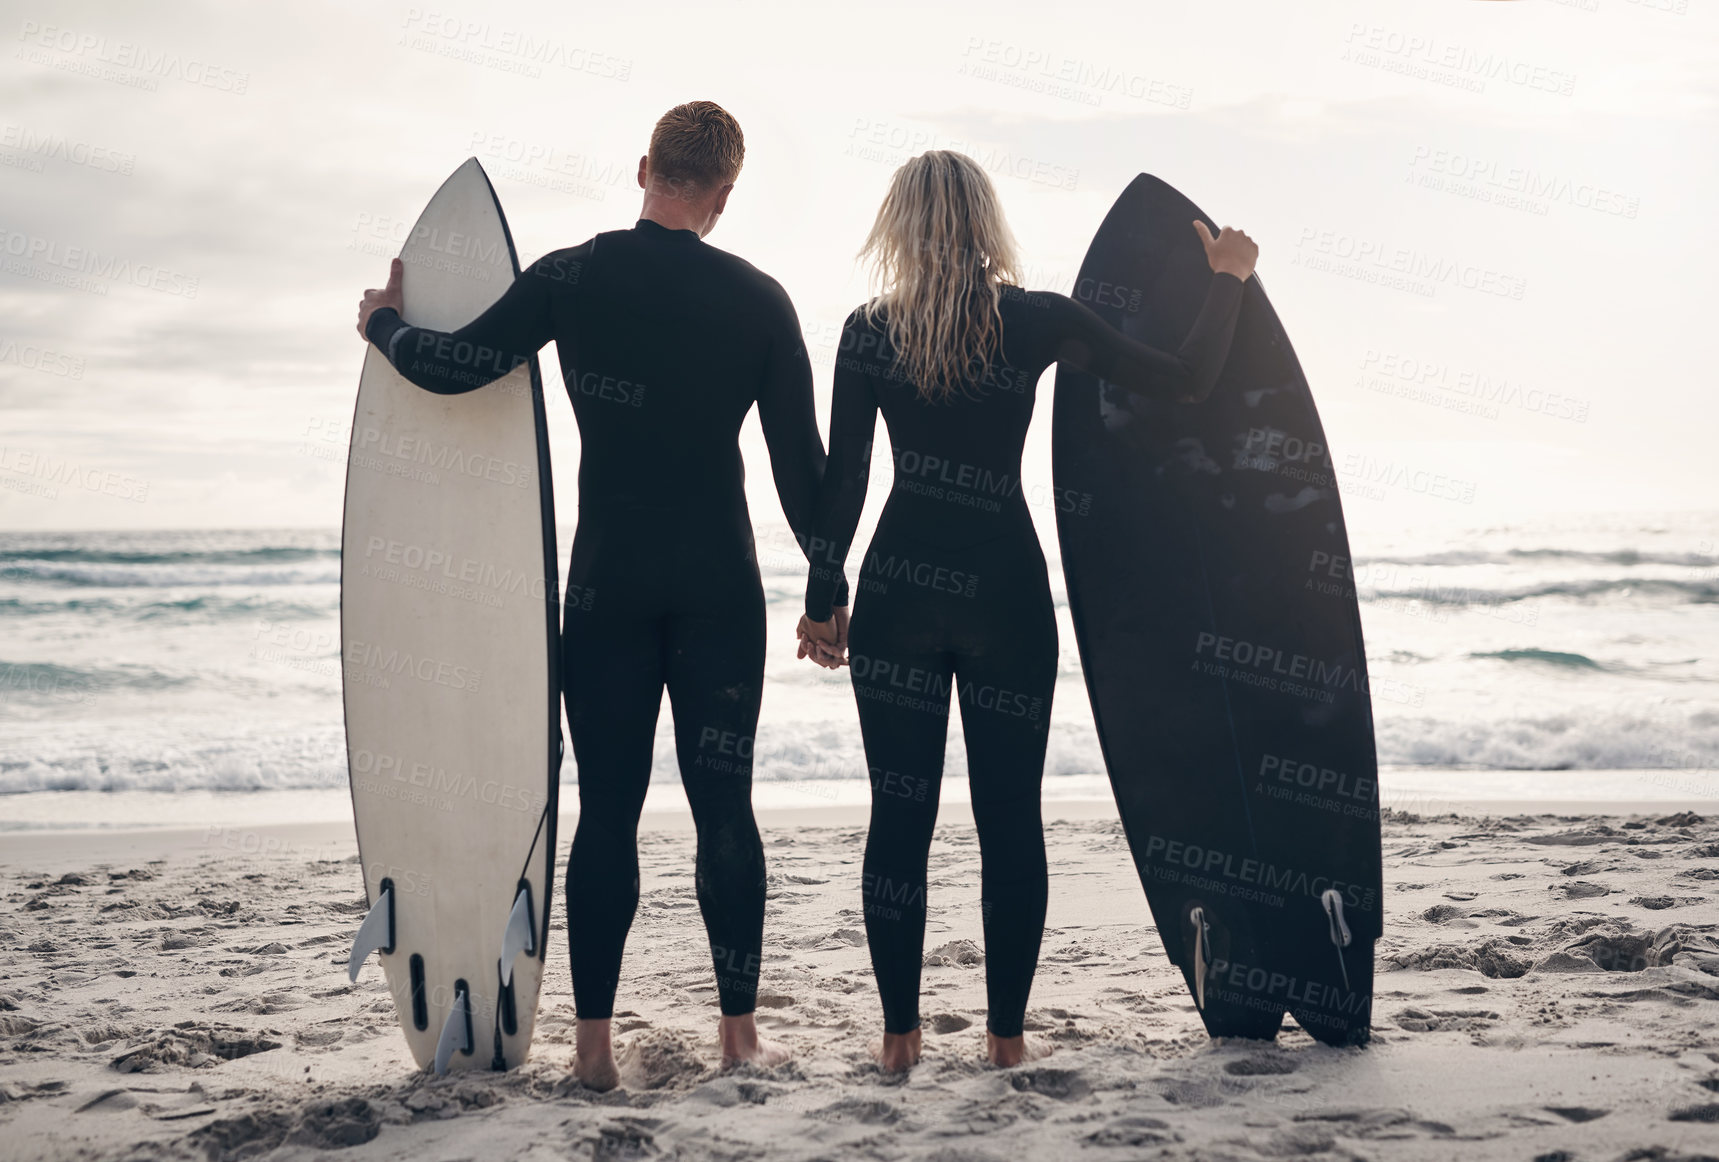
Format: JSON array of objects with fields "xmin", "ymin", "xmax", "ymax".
[{"xmin": 858, "ymin": 151, "xmax": 1021, "ymax": 401}]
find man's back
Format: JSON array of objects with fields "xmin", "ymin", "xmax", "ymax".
[{"xmin": 376, "ymin": 218, "xmax": 816, "ymax": 520}]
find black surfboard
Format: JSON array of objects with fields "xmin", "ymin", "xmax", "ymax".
[{"xmin": 1052, "ymin": 175, "xmax": 1381, "ymax": 1046}]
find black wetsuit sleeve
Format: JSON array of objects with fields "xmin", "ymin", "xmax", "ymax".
[
  {"xmin": 804, "ymin": 313, "xmax": 879, "ymax": 622},
  {"xmin": 1045, "ymin": 271, "xmax": 1244, "ymax": 403},
  {"xmin": 756, "ymin": 284, "xmax": 851, "ymax": 610},
  {"xmin": 363, "ymin": 255, "xmax": 561, "ymax": 395}
]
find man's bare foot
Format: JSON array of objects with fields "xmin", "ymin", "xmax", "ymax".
[
  {"xmin": 719, "ymin": 1013, "xmax": 791, "ymax": 1069},
  {"xmin": 574, "ymin": 1017, "xmax": 620, "ymax": 1092},
  {"xmin": 987, "ymin": 1031, "xmax": 1051, "ymax": 1068},
  {"xmin": 874, "ymin": 1028, "xmax": 922, "ymax": 1072}
]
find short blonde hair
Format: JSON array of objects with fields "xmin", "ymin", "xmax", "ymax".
[{"xmin": 647, "ymin": 101, "xmax": 744, "ymax": 192}]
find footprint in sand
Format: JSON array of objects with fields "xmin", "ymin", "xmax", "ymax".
[
  {"xmin": 812, "ymin": 1097, "xmax": 905, "ymax": 1125},
  {"xmin": 109, "ymin": 1022, "xmax": 282, "ymax": 1073},
  {"xmin": 1223, "ymin": 1055, "xmax": 1297, "ymax": 1076},
  {"xmin": 1667, "ymin": 1103, "xmax": 1719, "ymax": 1122},
  {"xmin": 1008, "ymin": 1068, "xmax": 1091, "ymax": 1100},
  {"xmin": 1544, "ymin": 1105, "xmax": 1609, "ymax": 1122},
  {"xmin": 188, "ymin": 1095, "xmax": 381, "ymax": 1157},
  {"xmin": 1567, "ymin": 928, "xmax": 1681, "ymax": 972},
  {"xmin": 1421, "ymin": 904, "xmax": 1475, "ymax": 926},
  {"xmin": 1083, "ymin": 1116, "xmax": 1178, "ymax": 1148}
]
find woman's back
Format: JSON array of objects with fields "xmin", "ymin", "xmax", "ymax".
[
  {"xmin": 806, "ymin": 277, "xmax": 1243, "ymax": 619},
  {"xmin": 835, "ymin": 286, "xmax": 1062, "ymax": 551}
]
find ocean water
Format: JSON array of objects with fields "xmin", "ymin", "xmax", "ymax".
[{"xmin": 1, "ymin": 515, "xmax": 1715, "ymax": 810}]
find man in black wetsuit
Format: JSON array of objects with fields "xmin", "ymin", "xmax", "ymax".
[{"xmin": 356, "ymin": 102, "xmax": 846, "ymax": 1089}]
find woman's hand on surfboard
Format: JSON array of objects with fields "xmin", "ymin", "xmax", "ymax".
[
  {"xmin": 1193, "ymin": 221, "xmax": 1258, "ymax": 281},
  {"xmin": 357, "ymin": 258, "xmax": 405, "ymax": 340},
  {"xmin": 796, "ymin": 614, "xmax": 847, "ymax": 669}
]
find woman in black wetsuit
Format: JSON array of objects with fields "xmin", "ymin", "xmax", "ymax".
[{"xmin": 797, "ymin": 151, "xmax": 1257, "ymax": 1070}]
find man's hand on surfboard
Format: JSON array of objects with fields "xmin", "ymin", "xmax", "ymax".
[
  {"xmin": 356, "ymin": 258, "xmax": 405, "ymax": 340},
  {"xmin": 1193, "ymin": 221, "xmax": 1258, "ymax": 281}
]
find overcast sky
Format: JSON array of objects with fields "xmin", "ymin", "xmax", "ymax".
[{"xmin": 0, "ymin": 0, "xmax": 1714, "ymax": 535}]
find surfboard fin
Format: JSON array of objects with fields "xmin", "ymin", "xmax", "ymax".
[
  {"xmin": 497, "ymin": 884, "xmax": 537, "ymax": 987},
  {"xmin": 433, "ymin": 980, "xmax": 474, "ymax": 1076},
  {"xmin": 346, "ymin": 883, "xmax": 396, "ymax": 983},
  {"xmin": 1321, "ymin": 889, "xmax": 1353, "ymax": 991},
  {"xmin": 1188, "ymin": 906, "xmax": 1210, "ymax": 1011}
]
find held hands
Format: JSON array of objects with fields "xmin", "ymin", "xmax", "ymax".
[
  {"xmin": 1193, "ymin": 221, "xmax": 1258, "ymax": 282},
  {"xmin": 356, "ymin": 258, "xmax": 405, "ymax": 341},
  {"xmin": 796, "ymin": 608, "xmax": 849, "ymax": 670}
]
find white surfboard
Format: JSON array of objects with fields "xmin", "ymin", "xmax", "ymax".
[{"xmin": 341, "ymin": 158, "xmax": 559, "ymax": 1073}]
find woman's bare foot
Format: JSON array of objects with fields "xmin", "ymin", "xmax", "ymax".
[
  {"xmin": 874, "ymin": 1028, "xmax": 922, "ymax": 1072},
  {"xmin": 987, "ymin": 1031, "xmax": 1051, "ymax": 1068},
  {"xmin": 574, "ymin": 1017, "xmax": 620, "ymax": 1092},
  {"xmin": 719, "ymin": 1013, "xmax": 791, "ymax": 1069}
]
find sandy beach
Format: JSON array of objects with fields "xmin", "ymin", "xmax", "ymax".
[{"xmin": 4, "ymin": 800, "xmax": 1718, "ymax": 1162}]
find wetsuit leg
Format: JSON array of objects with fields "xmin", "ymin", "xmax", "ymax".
[
  {"xmin": 562, "ymin": 589, "xmax": 664, "ymax": 1020},
  {"xmin": 951, "ymin": 581, "xmax": 1058, "ymax": 1039},
  {"xmin": 664, "ymin": 580, "xmax": 769, "ymax": 1017},
  {"xmin": 849, "ymin": 603, "xmax": 953, "ymax": 1035}
]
